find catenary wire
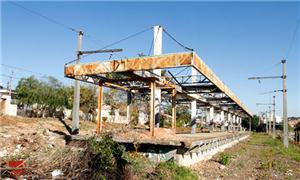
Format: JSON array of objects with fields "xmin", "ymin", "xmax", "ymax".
[{"xmin": 65, "ymin": 26, "xmax": 153, "ymax": 64}]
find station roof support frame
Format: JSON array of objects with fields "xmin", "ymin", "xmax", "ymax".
[{"xmin": 65, "ymin": 52, "xmax": 252, "ymax": 118}]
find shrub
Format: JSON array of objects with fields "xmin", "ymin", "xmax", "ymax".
[{"xmin": 87, "ymin": 133, "xmax": 127, "ymax": 179}]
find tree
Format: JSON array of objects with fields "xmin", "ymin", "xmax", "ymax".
[
  {"xmin": 165, "ymin": 104, "xmax": 191, "ymax": 127},
  {"xmin": 16, "ymin": 76, "xmax": 41, "ymax": 106},
  {"xmin": 242, "ymin": 115, "xmax": 260, "ymax": 131},
  {"xmin": 176, "ymin": 105, "xmax": 191, "ymax": 127},
  {"xmin": 40, "ymin": 76, "xmax": 68, "ymax": 109},
  {"xmin": 80, "ymin": 85, "xmax": 97, "ymax": 120},
  {"xmin": 16, "ymin": 76, "xmax": 71, "ymax": 117}
]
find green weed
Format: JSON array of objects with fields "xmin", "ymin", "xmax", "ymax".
[
  {"xmin": 219, "ymin": 152, "xmax": 231, "ymax": 165},
  {"xmin": 249, "ymin": 133, "xmax": 300, "ymax": 163},
  {"xmin": 155, "ymin": 160, "xmax": 198, "ymax": 180}
]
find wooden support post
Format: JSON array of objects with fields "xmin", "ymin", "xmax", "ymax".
[
  {"xmin": 96, "ymin": 84, "xmax": 103, "ymax": 134},
  {"xmin": 150, "ymin": 81, "xmax": 156, "ymax": 136},
  {"xmin": 172, "ymin": 88, "xmax": 177, "ymax": 129}
]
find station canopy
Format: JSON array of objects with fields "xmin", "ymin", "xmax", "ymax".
[{"xmin": 65, "ymin": 52, "xmax": 252, "ymax": 118}]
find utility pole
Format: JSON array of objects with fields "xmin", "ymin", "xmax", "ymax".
[
  {"xmin": 268, "ymin": 106, "xmax": 271, "ymax": 135},
  {"xmin": 9, "ymin": 71, "xmax": 13, "ymax": 96},
  {"xmin": 272, "ymin": 96, "xmax": 276, "ymax": 139},
  {"xmin": 248, "ymin": 60, "xmax": 288, "ymax": 147},
  {"xmin": 72, "ymin": 30, "xmax": 83, "ymax": 134},
  {"xmin": 68, "ymin": 30, "xmax": 123, "ymax": 134},
  {"xmin": 71, "ymin": 41, "xmax": 122, "ymax": 135},
  {"xmin": 282, "ymin": 60, "xmax": 288, "ymax": 147},
  {"xmin": 260, "ymin": 91, "xmax": 281, "ymax": 139},
  {"xmin": 257, "ymin": 103, "xmax": 273, "ymax": 133}
]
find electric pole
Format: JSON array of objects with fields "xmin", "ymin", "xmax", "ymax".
[
  {"xmin": 282, "ymin": 60, "xmax": 288, "ymax": 147},
  {"xmin": 70, "ymin": 31, "xmax": 122, "ymax": 135},
  {"xmin": 272, "ymin": 96, "xmax": 276, "ymax": 139},
  {"xmin": 257, "ymin": 103, "xmax": 273, "ymax": 134},
  {"xmin": 248, "ymin": 60, "xmax": 288, "ymax": 147},
  {"xmin": 268, "ymin": 106, "xmax": 271, "ymax": 135},
  {"xmin": 260, "ymin": 91, "xmax": 281, "ymax": 139},
  {"xmin": 72, "ymin": 30, "xmax": 83, "ymax": 134},
  {"xmin": 9, "ymin": 71, "xmax": 13, "ymax": 96}
]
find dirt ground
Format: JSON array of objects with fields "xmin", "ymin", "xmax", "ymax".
[
  {"xmin": 0, "ymin": 115, "xmax": 96, "ymax": 157},
  {"xmin": 192, "ymin": 133, "xmax": 300, "ymax": 180},
  {"xmin": 1, "ymin": 115, "xmax": 300, "ymax": 179}
]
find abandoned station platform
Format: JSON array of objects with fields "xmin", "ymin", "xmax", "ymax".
[{"xmin": 64, "ymin": 50, "xmax": 252, "ymax": 165}]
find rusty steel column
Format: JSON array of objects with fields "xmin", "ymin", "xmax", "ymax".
[
  {"xmin": 172, "ymin": 88, "xmax": 177, "ymax": 129},
  {"xmin": 96, "ymin": 84, "xmax": 103, "ymax": 134},
  {"xmin": 150, "ymin": 81, "xmax": 156, "ymax": 136}
]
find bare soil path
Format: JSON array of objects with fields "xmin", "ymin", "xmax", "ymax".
[{"xmin": 192, "ymin": 133, "xmax": 300, "ymax": 180}]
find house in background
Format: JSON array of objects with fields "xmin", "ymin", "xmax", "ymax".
[
  {"xmin": 0, "ymin": 87, "xmax": 17, "ymax": 116},
  {"xmin": 288, "ymin": 117, "xmax": 300, "ymax": 128}
]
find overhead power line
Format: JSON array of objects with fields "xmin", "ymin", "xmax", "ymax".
[
  {"xmin": 260, "ymin": 90, "xmax": 283, "ymax": 95},
  {"xmin": 101, "ymin": 27, "xmax": 153, "ymax": 50},
  {"xmin": 1, "ymin": 74, "xmax": 21, "ymax": 80},
  {"xmin": 2, "ymin": 63, "xmax": 51, "ymax": 77},
  {"xmin": 1, "ymin": 63, "xmax": 67, "ymax": 82},
  {"xmin": 8, "ymin": 1, "xmax": 105, "ymax": 47},
  {"xmin": 250, "ymin": 61, "xmax": 281, "ymax": 79},
  {"xmin": 65, "ymin": 26, "xmax": 153, "ymax": 64},
  {"xmin": 163, "ymin": 28, "xmax": 193, "ymax": 52},
  {"xmin": 9, "ymin": 1, "xmax": 79, "ymax": 33},
  {"xmin": 286, "ymin": 17, "xmax": 300, "ymax": 59}
]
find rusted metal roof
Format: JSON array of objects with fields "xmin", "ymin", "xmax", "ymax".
[{"xmin": 65, "ymin": 52, "xmax": 252, "ymax": 118}]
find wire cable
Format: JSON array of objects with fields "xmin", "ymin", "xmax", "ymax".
[
  {"xmin": 163, "ymin": 28, "xmax": 193, "ymax": 52},
  {"xmin": 8, "ymin": 1, "xmax": 105, "ymax": 48},
  {"xmin": 9, "ymin": 2, "xmax": 151, "ymax": 64},
  {"xmin": 148, "ymin": 26, "xmax": 159, "ymax": 56},
  {"xmin": 65, "ymin": 26, "xmax": 153, "ymax": 64},
  {"xmin": 8, "ymin": 1, "xmax": 79, "ymax": 33},
  {"xmin": 252, "ymin": 61, "xmax": 281, "ymax": 77},
  {"xmin": 260, "ymin": 90, "xmax": 283, "ymax": 95},
  {"xmin": 286, "ymin": 17, "xmax": 300, "ymax": 59},
  {"xmin": 100, "ymin": 27, "xmax": 153, "ymax": 50},
  {"xmin": 1, "ymin": 63, "xmax": 65, "ymax": 82},
  {"xmin": 2, "ymin": 63, "xmax": 50, "ymax": 77},
  {"xmin": 1, "ymin": 74, "xmax": 21, "ymax": 80}
]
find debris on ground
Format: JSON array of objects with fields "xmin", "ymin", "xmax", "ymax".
[{"xmin": 1, "ymin": 115, "xmax": 299, "ymax": 179}]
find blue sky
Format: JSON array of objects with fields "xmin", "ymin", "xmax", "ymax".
[{"xmin": 1, "ymin": 2, "xmax": 299, "ymax": 117}]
